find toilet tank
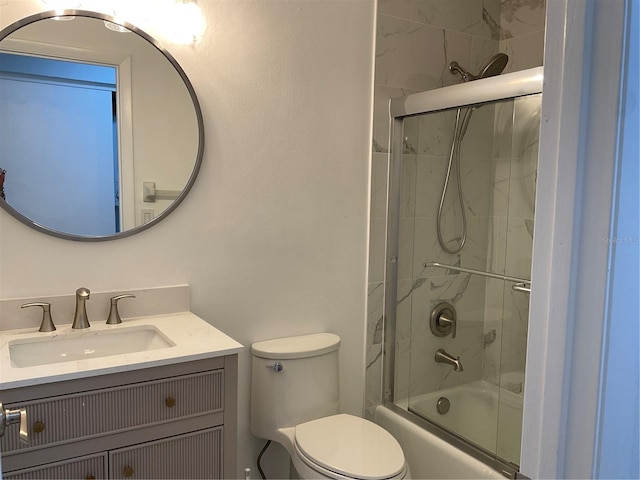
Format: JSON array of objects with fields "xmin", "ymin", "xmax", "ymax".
[{"xmin": 251, "ymin": 333, "xmax": 340, "ymax": 441}]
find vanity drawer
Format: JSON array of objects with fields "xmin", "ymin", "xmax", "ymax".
[
  {"xmin": 2, "ymin": 370, "xmax": 224, "ymax": 453},
  {"xmin": 109, "ymin": 427, "xmax": 223, "ymax": 479},
  {"xmin": 3, "ymin": 452, "xmax": 107, "ymax": 479}
]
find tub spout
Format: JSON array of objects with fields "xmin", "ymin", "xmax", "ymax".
[{"xmin": 435, "ymin": 349, "xmax": 463, "ymax": 372}]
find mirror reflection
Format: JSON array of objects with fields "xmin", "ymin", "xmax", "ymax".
[{"xmin": 0, "ymin": 11, "xmax": 203, "ymax": 239}]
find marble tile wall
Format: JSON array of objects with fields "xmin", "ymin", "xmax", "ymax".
[
  {"xmin": 499, "ymin": 0, "xmax": 546, "ymax": 73},
  {"xmin": 365, "ymin": 0, "xmax": 546, "ymax": 419}
]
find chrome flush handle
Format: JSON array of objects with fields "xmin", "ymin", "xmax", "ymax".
[{"xmin": 266, "ymin": 362, "xmax": 284, "ymax": 372}]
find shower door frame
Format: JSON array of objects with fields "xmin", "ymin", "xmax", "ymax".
[{"xmin": 382, "ymin": 67, "xmax": 543, "ymax": 479}]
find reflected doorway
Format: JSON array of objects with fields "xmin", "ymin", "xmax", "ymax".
[{"xmin": 0, "ymin": 52, "xmax": 120, "ymax": 235}]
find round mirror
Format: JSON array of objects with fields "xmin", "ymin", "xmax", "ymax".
[{"xmin": 0, "ymin": 10, "xmax": 204, "ymax": 241}]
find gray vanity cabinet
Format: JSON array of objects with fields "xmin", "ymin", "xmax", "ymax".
[{"xmin": 0, "ymin": 356, "xmax": 238, "ymax": 479}]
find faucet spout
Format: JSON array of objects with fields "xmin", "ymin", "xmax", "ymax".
[
  {"xmin": 435, "ymin": 348, "xmax": 464, "ymax": 372},
  {"xmin": 72, "ymin": 287, "xmax": 91, "ymax": 329}
]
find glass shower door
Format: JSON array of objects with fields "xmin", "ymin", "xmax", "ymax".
[
  {"xmin": 390, "ymin": 93, "xmax": 542, "ymax": 467},
  {"xmin": 495, "ymin": 93, "xmax": 541, "ymax": 464}
]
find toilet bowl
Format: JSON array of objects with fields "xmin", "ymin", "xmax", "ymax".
[
  {"xmin": 292, "ymin": 414, "xmax": 407, "ymax": 479},
  {"xmin": 250, "ymin": 333, "xmax": 409, "ymax": 480}
]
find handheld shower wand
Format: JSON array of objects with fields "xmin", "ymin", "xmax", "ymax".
[{"xmin": 436, "ymin": 54, "xmax": 509, "ymax": 254}]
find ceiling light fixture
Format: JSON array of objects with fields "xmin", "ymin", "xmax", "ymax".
[
  {"xmin": 41, "ymin": 0, "xmax": 81, "ymax": 8},
  {"xmin": 155, "ymin": 0, "xmax": 206, "ymax": 45},
  {"xmin": 41, "ymin": 0, "xmax": 205, "ymax": 44}
]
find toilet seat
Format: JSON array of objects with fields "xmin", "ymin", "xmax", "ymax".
[{"xmin": 294, "ymin": 414, "xmax": 407, "ymax": 480}]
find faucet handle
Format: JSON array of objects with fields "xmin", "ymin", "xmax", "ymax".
[
  {"xmin": 21, "ymin": 302, "xmax": 56, "ymax": 332},
  {"xmin": 106, "ymin": 294, "xmax": 136, "ymax": 325}
]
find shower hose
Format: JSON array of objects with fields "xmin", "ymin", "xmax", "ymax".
[{"xmin": 436, "ymin": 106, "xmax": 474, "ymax": 254}]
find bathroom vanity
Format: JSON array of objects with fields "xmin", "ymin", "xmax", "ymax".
[
  {"xmin": 0, "ymin": 356, "xmax": 237, "ymax": 479},
  {"xmin": 0, "ymin": 293, "xmax": 242, "ymax": 480}
]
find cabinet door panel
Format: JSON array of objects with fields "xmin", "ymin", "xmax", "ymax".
[
  {"xmin": 109, "ymin": 427, "xmax": 223, "ymax": 479},
  {"xmin": 3, "ymin": 452, "xmax": 107, "ymax": 480}
]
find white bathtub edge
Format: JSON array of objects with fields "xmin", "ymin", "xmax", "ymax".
[{"xmin": 375, "ymin": 405, "xmax": 504, "ymax": 479}]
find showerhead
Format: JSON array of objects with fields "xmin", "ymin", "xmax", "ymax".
[
  {"xmin": 478, "ymin": 53, "xmax": 509, "ymax": 79},
  {"xmin": 449, "ymin": 53, "xmax": 509, "ymax": 82}
]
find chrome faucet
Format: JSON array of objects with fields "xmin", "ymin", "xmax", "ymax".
[
  {"xmin": 72, "ymin": 287, "xmax": 91, "ymax": 329},
  {"xmin": 435, "ymin": 348, "xmax": 464, "ymax": 372}
]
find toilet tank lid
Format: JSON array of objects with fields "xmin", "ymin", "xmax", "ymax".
[{"xmin": 251, "ymin": 333, "xmax": 340, "ymax": 359}]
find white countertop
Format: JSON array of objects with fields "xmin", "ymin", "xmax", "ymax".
[{"xmin": 0, "ymin": 312, "xmax": 243, "ymax": 390}]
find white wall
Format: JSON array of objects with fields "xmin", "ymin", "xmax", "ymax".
[{"xmin": 0, "ymin": 1, "xmax": 376, "ymax": 477}]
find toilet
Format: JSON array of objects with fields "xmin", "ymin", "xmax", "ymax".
[{"xmin": 251, "ymin": 333, "xmax": 409, "ymax": 480}]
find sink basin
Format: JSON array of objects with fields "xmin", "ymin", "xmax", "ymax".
[{"xmin": 8, "ymin": 325, "xmax": 175, "ymax": 368}]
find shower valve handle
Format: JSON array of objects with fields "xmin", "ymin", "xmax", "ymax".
[
  {"xmin": 430, "ymin": 302, "xmax": 457, "ymax": 339},
  {"xmin": 438, "ymin": 313, "xmax": 456, "ymax": 338}
]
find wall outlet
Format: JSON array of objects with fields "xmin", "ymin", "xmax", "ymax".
[{"xmin": 141, "ymin": 209, "xmax": 154, "ymax": 224}]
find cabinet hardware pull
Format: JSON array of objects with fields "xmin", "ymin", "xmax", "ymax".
[
  {"xmin": 123, "ymin": 466, "xmax": 134, "ymax": 477},
  {"xmin": 0, "ymin": 403, "xmax": 28, "ymax": 445},
  {"xmin": 165, "ymin": 396, "xmax": 176, "ymax": 408},
  {"xmin": 33, "ymin": 421, "xmax": 45, "ymax": 433}
]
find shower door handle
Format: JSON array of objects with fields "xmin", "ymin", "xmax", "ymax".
[{"xmin": 512, "ymin": 283, "xmax": 531, "ymax": 294}]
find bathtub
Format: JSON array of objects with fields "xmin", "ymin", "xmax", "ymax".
[{"xmin": 376, "ymin": 379, "xmax": 523, "ymax": 479}]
